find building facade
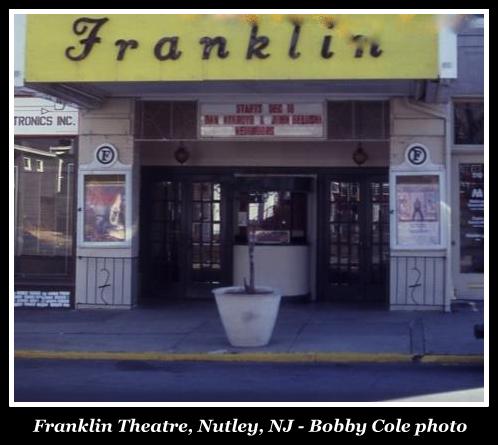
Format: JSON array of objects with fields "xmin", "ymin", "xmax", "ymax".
[{"xmin": 14, "ymin": 13, "xmax": 485, "ymax": 311}]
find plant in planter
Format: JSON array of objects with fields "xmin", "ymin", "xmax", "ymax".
[{"xmin": 213, "ymin": 215, "xmax": 282, "ymax": 347}]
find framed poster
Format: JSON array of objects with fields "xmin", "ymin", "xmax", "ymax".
[
  {"xmin": 84, "ymin": 175, "xmax": 126, "ymax": 242},
  {"xmin": 392, "ymin": 173, "xmax": 445, "ymax": 249},
  {"xmin": 78, "ymin": 172, "xmax": 132, "ymax": 247}
]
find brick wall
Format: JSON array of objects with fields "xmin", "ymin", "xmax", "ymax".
[{"xmin": 14, "ymin": 291, "xmax": 71, "ymax": 308}]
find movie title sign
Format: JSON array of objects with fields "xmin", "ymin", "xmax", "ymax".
[
  {"xmin": 25, "ymin": 15, "xmax": 439, "ymax": 82},
  {"xmin": 200, "ymin": 103, "xmax": 324, "ymax": 138}
]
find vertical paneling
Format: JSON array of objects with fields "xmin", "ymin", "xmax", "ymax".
[
  {"xmin": 75, "ymin": 257, "xmax": 138, "ymax": 307},
  {"xmin": 390, "ymin": 256, "xmax": 445, "ymax": 308}
]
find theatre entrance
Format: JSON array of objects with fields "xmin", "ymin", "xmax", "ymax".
[
  {"xmin": 318, "ymin": 172, "xmax": 390, "ymax": 303},
  {"xmin": 140, "ymin": 169, "xmax": 233, "ymax": 301}
]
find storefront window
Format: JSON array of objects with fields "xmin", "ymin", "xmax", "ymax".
[
  {"xmin": 136, "ymin": 101, "xmax": 197, "ymax": 139},
  {"xmin": 14, "ymin": 138, "xmax": 75, "ymax": 279},
  {"xmin": 327, "ymin": 101, "xmax": 390, "ymax": 140},
  {"xmin": 459, "ymin": 164, "xmax": 484, "ymax": 273},
  {"xmin": 235, "ymin": 191, "xmax": 307, "ymax": 244},
  {"xmin": 454, "ymin": 102, "xmax": 484, "ymax": 145}
]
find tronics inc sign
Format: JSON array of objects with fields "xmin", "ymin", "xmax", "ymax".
[
  {"xmin": 14, "ymin": 97, "xmax": 79, "ymax": 136},
  {"xmin": 25, "ymin": 14, "xmax": 439, "ymax": 82}
]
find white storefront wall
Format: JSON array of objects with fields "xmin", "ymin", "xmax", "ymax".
[{"xmin": 388, "ymin": 99, "xmax": 452, "ymax": 311}]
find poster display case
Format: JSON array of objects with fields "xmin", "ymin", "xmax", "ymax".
[
  {"xmin": 391, "ymin": 171, "xmax": 446, "ymax": 250},
  {"xmin": 78, "ymin": 171, "xmax": 132, "ymax": 247}
]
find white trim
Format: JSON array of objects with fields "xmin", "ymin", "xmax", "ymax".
[
  {"xmin": 14, "ymin": 14, "xmax": 25, "ymax": 87},
  {"xmin": 15, "ymin": 145, "xmax": 57, "ymax": 157},
  {"xmin": 22, "ymin": 156, "xmax": 31, "ymax": 171},
  {"xmin": 438, "ymin": 21, "xmax": 457, "ymax": 79},
  {"xmin": 35, "ymin": 159, "xmax": 44, "ymax": 172},
  {"xmin": 133, "ymin": 93, "xmax": 397, "ymax": 101}
]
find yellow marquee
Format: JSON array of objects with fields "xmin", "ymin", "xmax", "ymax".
[{"xmin": 25, "ymin": 14, "xmax": 439, "ymax": 82}]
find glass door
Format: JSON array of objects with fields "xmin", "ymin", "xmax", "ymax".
[
  {"xmin": 451, "ymin": 156, "xmax": 484, "ymax": 299},
  {"xmin": 186, "ymin": 181, "xmax": 228, "ymax": 298},
  {"xmin": 320, "ymin": 174, "xmax": 389, "ymax": 302},
  {"xmin": 141, "ymin": 179, "xmax": 186, "ymax": 300},
  {"xmin": 367, "ymin": 179, "xmax": 390, "ymax": 300},
  {"xmin": 327, "ymin": 180, "xmax": 363, "ymax": 297},
  {"xmin": 140, "ymin": 172, "xmax": 232, "ymax": 301}
]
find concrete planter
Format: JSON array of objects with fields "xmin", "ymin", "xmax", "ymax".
[{"xmin": 213, "ymin": 286, "xmax": 282, "ymax": 347}]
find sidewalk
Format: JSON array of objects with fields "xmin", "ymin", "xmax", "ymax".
[{"xmin": 14, "ymin": 301, "xmax": 484, "ymax": 363}]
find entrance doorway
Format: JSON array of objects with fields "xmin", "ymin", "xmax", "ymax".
[
  {"xmin": 318, "ymin": 172, "xmax": 390, "ymax": 303},
  {"xmin": 140, "ymin": 170, "xmax": 233, "ymax": 301}
]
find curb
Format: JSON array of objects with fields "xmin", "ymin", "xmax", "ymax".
[
  {"xmin": 14, "ymin": 350, "xmax": 484, "ymax": 365},
  {"xmin": 418, "ymin": 354, "xmax": 484, "ymax": 365}
]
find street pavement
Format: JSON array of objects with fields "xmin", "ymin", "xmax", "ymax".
[
  {"xmin": 13, "ymin": 300, "xmax": 485, "ymax": 362},
  {"xmin": 14, "ymin": 359, "xmax": 484, "ymax": 402}
]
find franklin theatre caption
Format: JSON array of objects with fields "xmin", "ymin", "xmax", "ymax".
[{"xmin": 33, "ymin": 418, "xmax": 467, "ymax": 436}]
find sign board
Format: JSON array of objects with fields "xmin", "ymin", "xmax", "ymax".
[
  {"xmin": 405, "ymin": 144, "xmax": 429, "ymax": 167},
  {"xmin": 200, "ymin": 102, "xmax": 324, "ymax": 138},
  {"xmin": 254, "ymin": 230, "xmax": 290, "ymax": 244},
  {"xmin": 95, "ymin": 144, "xmax": 118, "ymax": 167},
  {"xmin": 26, "ymin": 14, "xmax": 439, "ymax": 82},
  {"xmin": 14, "ymin": 97, "xmax": 79, "ymax": 135}
]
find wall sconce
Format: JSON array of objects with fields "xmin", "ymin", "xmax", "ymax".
[
  {"xmin": 352, "ymin": 143, "xmax": 368, "ymax": 166},
  {"xmin": 174, "ymin": 143, "xmax": 190, "ymax": 165}
]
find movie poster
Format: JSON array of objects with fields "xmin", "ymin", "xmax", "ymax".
[
  {"xmin": 396, "ymin": 175, "xmax": 440, "ymax": 247},
  {"xmin": 84, "ymin": 175, "xmax": 126, "ymax": 242}
]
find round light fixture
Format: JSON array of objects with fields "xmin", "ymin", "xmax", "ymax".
[
  {"xmin": 353, "ymin": 143, "xmax": 368, "ymax": 166},
  {"xmin": 174, "ymin": 144, "xmax": 190, "ymax": 165}
]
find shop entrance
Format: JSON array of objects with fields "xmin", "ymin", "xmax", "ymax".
[
  {"xmin": 140, "ymin": 170, "xmax": 233, "ymax": 301},
  {"xmin": 318, "ymin": 172, "xmax": 390, "ymax": 303}
]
